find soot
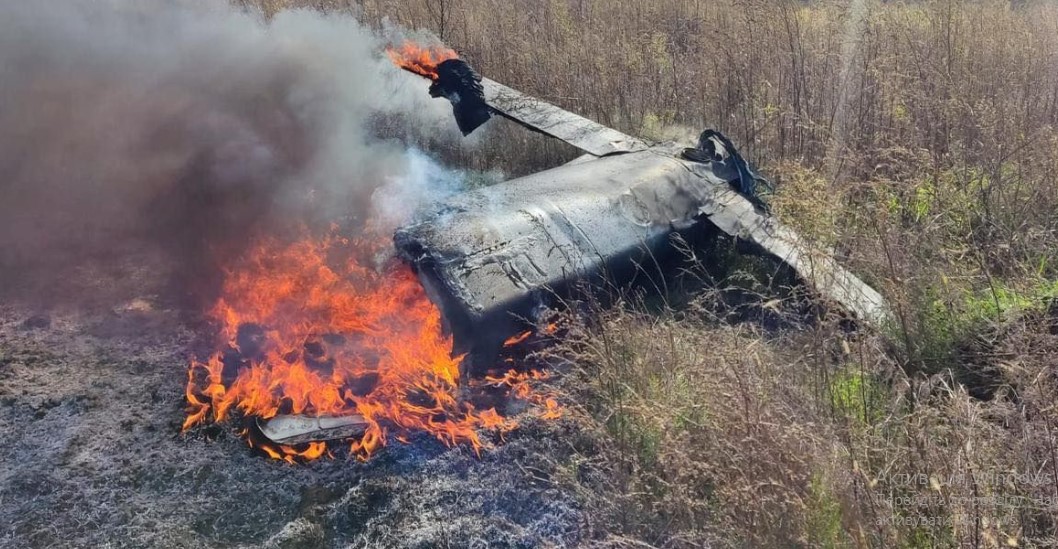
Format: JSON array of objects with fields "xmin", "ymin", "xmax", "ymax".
[{"xmin": 430, "ymin": 59, "xmax": 491, "ymax": 136}]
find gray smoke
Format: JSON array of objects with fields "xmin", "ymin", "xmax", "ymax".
[{"xmin": 0, "ymin": 0, "xmax": 463, "ymax": 303}]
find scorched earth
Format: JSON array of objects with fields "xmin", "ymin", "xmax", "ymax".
[{"xmin": 0, "ymin": 248, "xmax": 590, "ymax": 548}]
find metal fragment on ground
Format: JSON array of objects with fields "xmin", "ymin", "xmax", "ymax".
[{"xmin": 257, "ymin": 414, "xmax": 368, "ymax": 445}]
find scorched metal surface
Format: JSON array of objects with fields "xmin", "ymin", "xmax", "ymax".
[
  {"xmin": 388, "ymin": 45, "xmax": 888, "ymax": 375},
  {"xmin": 395, "ymin": 144, "xmax": 889, "ymax": 368},
  {"xmin": 396, "ymin": 148, "xmax": 703, "ymax": 362}
]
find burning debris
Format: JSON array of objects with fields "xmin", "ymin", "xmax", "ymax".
[
  {"xmin": 183, "ymin": 39, "xmax": 889, "ymax": 461},
  {"xmin": 1, "ymin": 0, "xmax": 886, "ymax": 468},
  {"xmin": 394, "ymin": 148, "xmax": 713, "ymax": 366},
  {"xmin": 0, "ymin": 3, "xmax": 561, "ymax": 463},
  {"xmin": 385, "ymin": 41, "xmax": 458, "ymax": 79},
  {"xmin": 388, "ymin": 42, "xmax": 491, "ymax": 135},
  {"xmin": 0, "ymin": 6, "xmax": 589, "ymax": 544},
  {"xmin": 182, "ymin": 231, "xmax": 557, "ymax": 461}
]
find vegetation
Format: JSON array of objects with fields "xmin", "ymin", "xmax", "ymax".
[{"xmin": 258, "ymin": 0, "xmax": 1058, "ymax": 545}]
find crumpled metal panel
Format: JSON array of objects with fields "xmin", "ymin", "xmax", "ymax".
[
  {"xmin": 258, "ymin": 414, "xmax": 367, "ymax": 445},
  {"xmin": 481, "ymin": 78, "xmax": 649, "ymax": 157},
  {"xmin": 395, "ymin": 146, "xmax": 890, "ymax": 366}
]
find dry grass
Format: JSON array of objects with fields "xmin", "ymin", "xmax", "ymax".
[
  {"xmin": 555, "ymin": 308, "xmax": 841, "ymax": 547},
  {"xmin": 244, "ymin": 0, "xmax": 1058, "ymax": 546},
  {"xmin": 552, "ymin": 296, "xmax": 1058, "ymax": 547}
]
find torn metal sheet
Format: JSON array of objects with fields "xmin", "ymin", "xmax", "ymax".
[
  {"xmin": 396, "ymin": 145, "xmax": 889, "ymax": 367},
  {"xmin": 481, "ymin": 78, "xmax": 649, "ymax": 157},
  {"xmin": 258, "ymin": 414, "xmax": 367, "ymax": 445}
]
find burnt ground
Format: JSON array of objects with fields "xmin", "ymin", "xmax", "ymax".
[{"xmin": 0, "ymin": 261, "xmax": 597, "ymax": 548}]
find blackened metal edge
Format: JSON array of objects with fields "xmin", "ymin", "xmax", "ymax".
[{"xmin": 431, "ymin": 59, "xmax": 491, "ymax": 135}]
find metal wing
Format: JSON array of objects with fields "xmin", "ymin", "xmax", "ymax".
[{"xmin": 480, "ymin": 78, "xmax": 649, "ymax": 157}]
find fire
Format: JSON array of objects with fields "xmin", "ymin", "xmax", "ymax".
[
  {"xmin": 249, "ymin": 435, "xmax": 328, "ymax": 464},
  {"xmin": 386, "ymin": 41, "xmax": 458, "ymax": 80},
  {"xmin": 503, "ymin": 330, "xmax": 532, "ymax": 347},
  {"xmin": 182, "ymin": 229, "xmax": 555, "ymax": 461},
  {"xmin": 480, "ymin": 369, "xmax": 563, "ymax": 420}
]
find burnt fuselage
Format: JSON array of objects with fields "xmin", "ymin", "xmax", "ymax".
[
  {"xmin": 395, "ymin": 146, "xmax": 728, "ymax": 369},
  {"xmin": 395, "ymin": 144, "xmax": 890, "ymax": 374}
]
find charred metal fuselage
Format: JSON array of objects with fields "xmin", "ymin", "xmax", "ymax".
[
  {"xmin": 395, "ymin": 147, "xmax": 714, "ymax": 367},
  {"xmin": 254, "ymin": 56, "xmax": 891, "ymax": 446},
  {"xmin": 396, "ymin": 145, "xmax": 889, "ymax": 374},
  {"xmin": 393, "ymin": 56, "xmax": 888, "ymax": 375}
]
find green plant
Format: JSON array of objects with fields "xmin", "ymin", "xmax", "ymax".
[{"xmin": 806, "ymin": 473, "xmax": 848, "ymax": 549}]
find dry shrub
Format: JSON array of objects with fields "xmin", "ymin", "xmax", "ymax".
[
  {"xmin": 555, "ymin": 296, "xmax": 1058, "ymax": 547},
  {"xmin": 554, "ymin": 305, "xmax": 845, "ymax": 547},
  {"xmin": 769, "ymin": 161, "xmax": 846, "ymax": 249}
]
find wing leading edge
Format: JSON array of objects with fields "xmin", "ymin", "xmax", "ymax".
[{"xmin": 480, "ymin": 78, "xmax": 649, "ymax": 157}]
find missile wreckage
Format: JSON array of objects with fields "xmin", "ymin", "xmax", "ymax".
[
  {"xmin": 395, "ymin": 56, "xmax": 889, "ymax": 361},
  {"xmin": 255, "ymin": 47, "xmax": 890, "ymax": 445}
]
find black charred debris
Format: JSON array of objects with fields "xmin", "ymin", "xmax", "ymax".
[{"xmin": 430, "ymin": 59, "xmax": 491, "ymax": 136}]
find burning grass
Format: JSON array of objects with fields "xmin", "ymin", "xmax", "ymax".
[
  {"xmin": 182, "ymin": 228, "xmax": 557, "ymax": 462},
  {"xmin": 0, "ymin": 301, "xmax": 585, "ymax": 548}
]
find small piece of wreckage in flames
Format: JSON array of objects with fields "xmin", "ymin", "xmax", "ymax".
[
  {"xmin": 183, "ymin": 41, "xmax": 889, "ymax": 462},
  {"xmin": 182, "ymin": 234, "xmax": 555, "ymax": 462}
]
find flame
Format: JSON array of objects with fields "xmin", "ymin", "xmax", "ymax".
[
  {"xmin": 182, "ymin": 229, "xmax": 556, "ymax": 461},
  {"xmin": 249, "ymin": 435, "xmax": 327, "ymax": 465},
  {"xmin": 480, "ymin": 369, "xmax": 562, "ymax": 419},
  {"xmin": 502, "ymin": 330, "xmax": 532, "ymax": 347},
  {"xmin": 386, "ymin": 41, "xmax": 458, "ymax": 80}
]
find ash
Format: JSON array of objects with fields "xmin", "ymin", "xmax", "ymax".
[{"xmin": 0, "ymin": 259, "xmax": 586, "ymax": 549}]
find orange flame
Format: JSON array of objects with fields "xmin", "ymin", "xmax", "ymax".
[
  {"xmin": 502, "ymin": 330, "xmax": 532, "ymax": 347},
  {"xmin": 480, "ymin": 369, "xmax": 562, "ymax": 419},
  {"xmin": 182, "ymin": 229, "xmax": 557, "ymax": 461},
  {"xmin": 386, "ymin": 41, "xmax": 458, "ymax": 80}
]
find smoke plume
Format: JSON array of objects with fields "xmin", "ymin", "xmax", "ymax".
[{"xmin": 0, "ymin": 0, "xmax": 461, "ymax": 305}]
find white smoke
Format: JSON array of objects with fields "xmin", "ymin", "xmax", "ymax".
[
  {"xmin": 371, "ymin": 148, "xmax": 465, "ymax": 231},
  {"xmin": 0, "ymin": 0, "xmax": 466, "ymax": 299}
]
